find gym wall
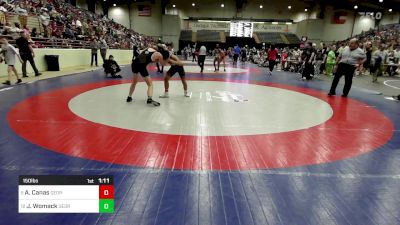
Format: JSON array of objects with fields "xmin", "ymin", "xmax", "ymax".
[{"xmin": 0, "ymin": 49, "xmax": 133, "ymax": 77}]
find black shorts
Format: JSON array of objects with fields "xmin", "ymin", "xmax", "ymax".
[
  {"xmin": 363, "ymin": 61, "xmax": 370, "ymax": 69},
  {"xmin": 233, "ymin": 54, "xmax": 239, "ymax": 61},
  {"xmin": 131, "ymin": 61, "xmax": 149, "ymax": 77},
  {"xmin": 167, "ymin": 65, "xmax": 185, "ymax": 78}
]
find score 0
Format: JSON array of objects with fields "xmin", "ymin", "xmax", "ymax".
[{"xmin": 99, "ymin": 184, "xmax": 114, "ymax": 213}]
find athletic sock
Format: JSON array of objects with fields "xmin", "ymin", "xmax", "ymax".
[{"xmin": 159, "ymin": 92, "xmax": 169, "ymax": 98}]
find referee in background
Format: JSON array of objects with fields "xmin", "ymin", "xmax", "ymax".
[{"xmin": 328, "ymin": 38, "xmax": 366, "ymax": 97}]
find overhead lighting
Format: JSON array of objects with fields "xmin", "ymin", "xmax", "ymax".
[
  {"xmin": 379, "ymin": 0, "xmax": 383, "ymax": 2},
  {"xmin": 221, "ymin": 3, "xmax": 224, "ymax": 7},
  {"xmin": 288, "ymin": 5, "xmax": 291, "ymax": 10},
  {"xmin": 286, "ymin": 22, "xmax": 292, "ymax": 25},
  {"xmin": 192, "ymin": 3, "xmax": 195, "ymax": 6},
  {"xmin": 389, "ymin": 8, "xmax": 392, "ymax": 12},
  {"xmin": 272, "ymin": 22, "xmax": 279, "ymax": 24},
  {"xmin": 260, "ymin": 5, "xmax": 263, "ymax": 9},
  {"xmin": 173, "ymin": 4, "xmax": 176, "ymax": 7},
  {"xmin": 113, "ymin": 3, "xmax": 116, "ymax": 6},
  {"xmin": 305, "ymin": 8, "xmax": 308, "ymax": 12},
  {"xmin": 354, "ymin": 5, "xmax": 358, "ymax": 9}
]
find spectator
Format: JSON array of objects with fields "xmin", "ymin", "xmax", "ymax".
[
  {"xmin": 64, "ymin": 24, "xmax": 74, "ymax": 39},
  {"xmin": 90, "ymin": 38, "xmax": 98, "ymax": 66},
  {"xmin": 301, "ymin": 42, "xmax": 315, "ymax": 80},
  {"xmin": 371, "ymin": 44, "xmax": 386, "ymax": 83},
  {"xmin": 23, "ymin": 25, "xmax": 30, "ymax": 36},
  {"xmin": 325, "ymin": 45, "xmax": 337, "ymax": 76},
  {"xmin": 103, "ymin": 55, "xmax": 121, "ymax": 78},
  {"xmin": 16, "ymin": 31, "xmax": 41, "ymax": 77},
  {"xmin": 1, "ymin": 37, "xmax": 23, "ymax": 85},
  {"xmin": 0, "ymin": 3, "xmax": 7, "ymax": 12},
  {"xmin": 328, "ymin": 38, "xmax": 366, "ymax": 97},
  {"xmin": 267, "ymin": 45, "xmax": 279, "ymax": 75},
  {"xmin": 15, "ymin": 3, "xmax": 28, "ymax": 15},
  {"xmin": 314, "ymin": 48, "xmax": 324, "ymax": 77},
  {"xmin": 31, "ymin": 27, "xmax": 38, "ymax": 37},
  {"xmin": 99, "ymin": 36, "xmax": 108, "ymax": 63},
  {"xmin": 39, "ymin": 9, "xmax": 50, "ymax": 37}
]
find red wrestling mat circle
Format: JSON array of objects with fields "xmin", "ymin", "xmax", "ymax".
[{"xmin": 7, "ymin": 78, "xmax": 394, "ymax": 170}]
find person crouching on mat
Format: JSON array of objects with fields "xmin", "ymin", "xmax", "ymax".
[
  {"xmin": 103, "ymin": 55, "xmax": 122, "ymax": 78},
  {"xmin": 127, "ymin": 47, "xmax": 182, "ymax": 106},
  {"xmin": 160, "ymin": 43, "xmax": 190, "ymax": 98}
]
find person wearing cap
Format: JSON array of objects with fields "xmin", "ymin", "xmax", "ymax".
[{"xmin": 328, "ymin": 38, "xmax": 366, "ymax": 97}]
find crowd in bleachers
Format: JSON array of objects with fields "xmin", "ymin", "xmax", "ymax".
[
  {"xmin": 0, "ymin": 0, "xmax": 155, "ymax": 49},
  {"xmin": 225, "ymin": 24, "xmax": 400, "ymax": 83}
]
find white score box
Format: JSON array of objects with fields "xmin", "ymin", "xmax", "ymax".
[
  {"xmin": 18, "ymin": 175, "xmax": 114, "ymax": 214},
  {"xmin": 19, "ymin": 185, "xmax": 99, "ymax": 200},
  {"xmin": 19, "ymin": 199, "xmax": 99, "ymax": 213}
]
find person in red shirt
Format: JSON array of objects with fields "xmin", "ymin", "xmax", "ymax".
[{"xmin": 267, "ymin": 45, "xmax": 278, "ymax": 75}]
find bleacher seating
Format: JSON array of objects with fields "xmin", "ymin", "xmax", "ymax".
[
  {"xmin": 256, "ymin": 32, "xmax": 284, "ymax": 44},
  {"xmin": 285, "ymin": 33, "xmax": 301, "ymax": 44},
  {"xmin": 179, "ymin": 30, "xmax": 192, "ymax": 41},
  {"xmin": 0, "ymin": 0, "xmax": 155, "ymax": 50},
  {"xmin": 196, "ymin": 30, "xmax": 221, "ymax": 42}
]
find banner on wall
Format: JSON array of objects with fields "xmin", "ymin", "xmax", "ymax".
[
  {"xmin": 187, "ymin": 21, "xmax": 291, "ymax": 33},
  {"xmin": 188, "ymin": 22, "xmax": 229, "ymax": 30},
  {"xmin": 333, "ymin": 11, "xmax": 348, "ymax": 24},
  {"xmin": 138, "ymin": 5, "xmax": 151, "ymax": 16},
  {"xmin": 253, "ymin": 23, "xmax": 289, "ymax": 32}
]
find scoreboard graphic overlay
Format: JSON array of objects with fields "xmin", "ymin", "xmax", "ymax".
[{"xmin": 19, "ymin": 175, "xmax": 114, "ymax": 213}]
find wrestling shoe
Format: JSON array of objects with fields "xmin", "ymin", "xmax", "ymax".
[{"xmin": 147, "ymin": 98, "xmax": 161, "ymax": 106}]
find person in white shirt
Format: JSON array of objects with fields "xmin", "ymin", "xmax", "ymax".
[
  {"xmin": 198, "ymin": 44, "xmax": 207, "ymax": 73},
  {"xmin": 371, "ymin": 44, "xmax": 387, "ymax": 82},
  {"xmin": 1, "ymin": 37, "xmax": 23, "ymax": 85},
  {"xmin": 328, "ymin": 39, "xmax": 366, "ymax": 96},
  {"xmin": 0, "ymin": 5, "xmax": 7, "ymax": 12},
  {"xmin": 191, "ymin": 46, "xmax": 196, "ymax": 62},
  {"xmin": 15, "ymin": 3, "xmax": 27, "ymax": 16},
  {"xmin": 76, "ymin": 19, "xmax": 82, "ymax": 27},
  {"xmin": 39, "ymin": 10, "xmax": 50, "ymax": 37},
  {"xmin": 99, "ymin": 37, "xmax": 108, "ymax": 63}
]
